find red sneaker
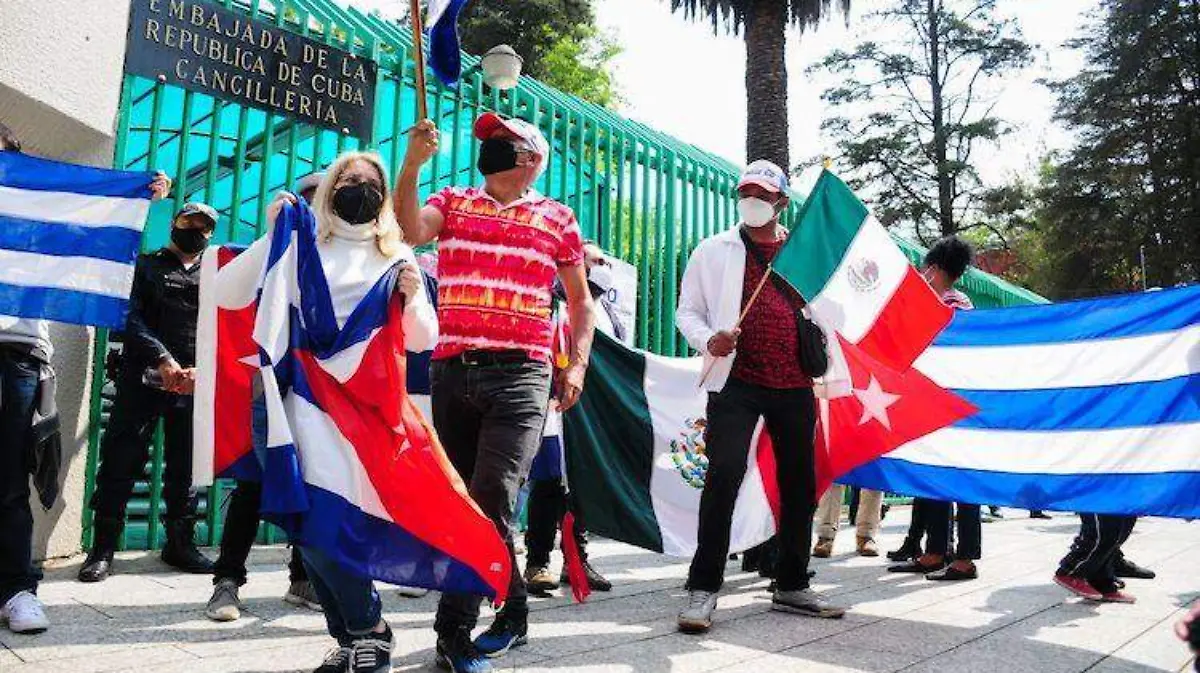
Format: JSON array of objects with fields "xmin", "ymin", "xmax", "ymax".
[
  {"xmin": 1100, "ymin": 590, "xmax": 1136, "ymax": 604},
  {"xmin": 1054, "ymin": 574, "xmax": 1102, "ymax": 600}
]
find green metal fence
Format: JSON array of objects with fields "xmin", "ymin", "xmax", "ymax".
[{"xmin": 85, "ymin": 0, "xmax": 1045, "ymax": 550}]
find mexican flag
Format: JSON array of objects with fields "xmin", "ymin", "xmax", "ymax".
[
  {"xmin": 773, "ymin": 170, "xmax": 952, "ymax": 372},
  {"xmin": 563, "ymin": 332, "xmax": 974, "ymax": 557}
]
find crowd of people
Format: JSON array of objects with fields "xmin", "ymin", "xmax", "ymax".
[{"xmin": 0, "ymin": 117, "xmax": 1192, "ymax": 673}]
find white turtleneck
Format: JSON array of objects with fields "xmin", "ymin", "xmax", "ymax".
[{"xmin": 316, "ymin": 216, "xmax": 438, "ymax": 353}]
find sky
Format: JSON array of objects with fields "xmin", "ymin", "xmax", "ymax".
[{"xmin": 343, "ymin": 0, "xmax": 1099, "ymax": 190}]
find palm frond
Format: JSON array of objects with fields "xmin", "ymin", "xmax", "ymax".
[{"xmin": 664, "ymin": 0, "xmax": 850, "ymax": 35}]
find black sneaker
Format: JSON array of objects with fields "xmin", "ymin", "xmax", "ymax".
[
  {"xmin": 560, "ymin": 561, "xmax": 613, "ymax": 592},
  {"xmin": 312, "ymin": 645, "xmax": 351, "ymax": 673},
  {"xmin": 436, "ymin": 629, "xmax": 493, "ymax": 673},
  {"xmin": 349, "ymin": 625, "xmax": 393, "ymax": 673},
  {"xmin": 473, "ymin": 611, "xmax": 528, "ymax": 657},
  {"xmin": 1113, "ymin": 558, "xmax": 1156, "ymax": 580}
]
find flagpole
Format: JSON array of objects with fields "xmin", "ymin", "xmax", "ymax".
[
  {"xmin": 696, "ymin": 267, "xmax": 773, "ymax": 388},
  {"xmin": 408, "ymin": 0, "xmax": 429, "ymax": 122}
]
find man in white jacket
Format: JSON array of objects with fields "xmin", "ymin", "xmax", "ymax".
[{"xmin": 675, "ymin": 160, "xmax": 845, "ymax": 633}]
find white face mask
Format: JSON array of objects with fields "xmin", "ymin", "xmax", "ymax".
[
  {"xmin": 588, "ymin": 263, "xmax": 615, "ymax": 293},
  {"xmin": 738, "ymin": 197, "xmax": 776, "ymax": 228}
]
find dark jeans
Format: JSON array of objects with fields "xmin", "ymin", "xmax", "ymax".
[
  {"xmin": 214, "ymin": 480, "xmax": 307, "ymax": 586},
  {"xmin": 0, "ymin": 349, "xmax": 42, "ymax": 604},
  {"xmin": 302, "ymin": 545, "xmax": 382, "ymax": 645},
  {"xmin": 90, "ymin": 372, "xmax": 199, "ymax": 523},
  {"xmin": 924, "ymin": 500, "xmax": 982, "ymax": 561},
  {"xmin": 687, "ymin": 379, "xmax": 817, "ymax": 593},
  {"xmin": 1058, "ymin": 514, "xmax": 1137, "ymax": 594},
  {"xmin": 525, "ymin": 478, "xmax": 587, "ymax": 568},
  {"xmin": 430, "ymin": 357, "xmax": 552, "ymax": 635}
]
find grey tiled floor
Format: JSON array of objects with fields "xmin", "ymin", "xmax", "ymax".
[{"xmin": 4, "ymin": 509, "xmax": 1197, "ymax": 672}]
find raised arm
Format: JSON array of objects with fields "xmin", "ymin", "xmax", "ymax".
[{"xmin": 394, "ymin": 120, "xmax": 445, "ymax": 246}]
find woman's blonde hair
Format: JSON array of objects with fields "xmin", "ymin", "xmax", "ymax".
[{"xmin": 311, "ymin": 150, "xmax": 402, "ymax": 258}]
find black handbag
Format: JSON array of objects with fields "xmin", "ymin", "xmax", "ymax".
[{"xmin": 739, "ymin": 229, "xmax": 829, "ymax": 378}]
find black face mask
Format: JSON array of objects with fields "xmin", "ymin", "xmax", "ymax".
[
  {"xmin": 171, "ymin": 226, "xmax": 209, "ymax": 255},
  {"xmin": 477, "ymin": 139, "xmax": 519, "ymax": 176},
  {"xmin": 332, "ymin": 182, "xmax": 384, "ymax": 224}
]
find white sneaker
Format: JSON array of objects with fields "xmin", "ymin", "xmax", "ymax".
[
  {"xmin": 205, "ymin": 579, "xmax": 241, "ymax": 622},
  {"xmin": 2, "ymin": 591, "xmax": 49, "ymax": 634},
  {"xmin": 677, "ymin": 590, "xmax": 717, "ymax": 633}
]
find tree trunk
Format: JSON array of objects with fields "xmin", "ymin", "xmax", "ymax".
[
  {"xmin": 744, "ymin": 0, "xmax": 790, "ymax": 169},
  {"xmin": 927, "ymin": 0, "xmax": 954, "ymax": 236}
]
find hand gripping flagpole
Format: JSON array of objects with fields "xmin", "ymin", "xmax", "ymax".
[{"xmin": 408, "ymin": 0, "xmax": 430, "ymax": 122}]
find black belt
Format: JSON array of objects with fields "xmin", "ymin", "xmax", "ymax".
[{"xmin": 454, "ymin": 349, "xmax": 532, "ymax": 366}]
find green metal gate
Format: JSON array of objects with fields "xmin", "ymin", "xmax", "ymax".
[{"xmin": 85, "ymin": 0, "xmax": 1046, "ymax": 550}]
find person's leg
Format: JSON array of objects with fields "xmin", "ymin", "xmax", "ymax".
[
  {"xmin": 955, "ymin": 504, "xmax": 982, "ymax": 561},
  {"xmin": 764, "ymin": 387, "xmax": 817, "ymax": 593},
  {"xmin": 524, "ymin": 478, "xmax": 563, "ymax": 571},
  {"xmin": 82, "ymin": 375, "xmax": 163, "ymax": 581},
  {"xmin": 889, "ymin": 496, "xmax": 927, "ymax": 560},
  {"xmin": 0, "ymin": 353, "xmax": 42, "ymax": 607},
  {"xmin": 685, "ymin": 382, "xmax": 761, "ymax": 593},
  {"xmin": 856, "ymin": 490, "xmax": 883, "ymax": 541},
  {"xmin": 430, "ymin": 360, "xmax": 486, "ymax": 639},
  {"xmin": 469, "ymin": 363, "xmax": 552, "ymax": 631},
  {"xmin": 302, "ymin": 546, "xmax": 382, "ymax": 640},
  {"xmin": 160, "ymin": 398, "xmax": 211, "ymax": 572},
  {"xmin": 1084, "ymin": 515, "xmax": 1129, "ymax": 596},
  {"xmin": 890, "ymin": 500, "xmax": 949, "ymax": 572},
  {"xmin": 213, "ymin": 481, "xmax": 264, "ymax": 586},
  {"xmin": 288, "ymin": 547, "xmax": 308, "ymax": 583},
  {"xmin": 814, "ymin": 484, "xmax": 844, "ymax": 546}
]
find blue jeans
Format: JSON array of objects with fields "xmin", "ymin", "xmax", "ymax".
[
  {"xmin": 301, "ymin": 545, "xmax": 382, "ymax": 645},
  {"xmin": 0, "ymin": 349, "xmax": 42, "ymax": 604}
]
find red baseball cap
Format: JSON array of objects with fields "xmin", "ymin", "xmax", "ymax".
[{"xmin": 473, "ymin": 112, "xmax": 548, "ymax": 157}]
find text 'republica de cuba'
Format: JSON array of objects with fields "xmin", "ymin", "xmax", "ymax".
[{"xmin": 124, "ymin": 0, "xmax": 379, "ymax": 139}]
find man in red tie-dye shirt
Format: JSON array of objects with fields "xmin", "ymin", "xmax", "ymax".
[{"xmin": 394, "ymin": 113, "xmax": 595, "ymax": 673}]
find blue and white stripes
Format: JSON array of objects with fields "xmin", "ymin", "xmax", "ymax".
[
  {"xmin": 845, "ymin": 284, "xmax": 1200, "ymax": 518},
  {"xmin": 0, "ymin": 152, "xmax": 153, "ymax": 328}
]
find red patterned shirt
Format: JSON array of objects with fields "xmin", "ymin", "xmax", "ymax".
[
  {"xmin": 428, "ymin": 186, "xmax": 584, "ymax": 362},
  {"xmin": 731, "ymin": 239, "xmax": 811, "ymax": 389}
]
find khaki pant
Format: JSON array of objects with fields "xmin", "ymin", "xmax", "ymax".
[{"xmin": 816, "ymin": 485, "xmax": 882, "ymax": 541}]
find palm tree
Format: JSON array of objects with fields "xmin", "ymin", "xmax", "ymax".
[{"xmin": 665, "ymin": 0, "xmax": 849, "ymax": 168}]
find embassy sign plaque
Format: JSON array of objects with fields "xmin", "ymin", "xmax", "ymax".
[{"xmin": 124, "ymin": 0, "xmax": 377, "ymax": 139}]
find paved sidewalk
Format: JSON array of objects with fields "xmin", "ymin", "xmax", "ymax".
[{"xmin": 3, "ymin": 510, "xmax": 1197, "ymax": 672}]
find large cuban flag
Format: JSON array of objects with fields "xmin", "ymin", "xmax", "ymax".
[
  {"xmin": 426, "ymin": 0, "xmax": 471, "ymax": 86},
  {"xmin": 0, "ymin": 151, "xmax": 154, "ymax": 328},
  {"xmin": 844, "ymin": 284, "xmax": 1200, "ymax": 519},
  {"xmin": 194, "ymin": 202, "xmax": 511, "ymax": 600}
]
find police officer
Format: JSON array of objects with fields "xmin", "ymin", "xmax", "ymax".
[{"xmin": 79, "ymin": 202, "xmax": 218, "ymax": 582}]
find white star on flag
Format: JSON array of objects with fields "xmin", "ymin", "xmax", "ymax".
[{"xmin": 854, "ymin": 375, "xmax": 901, "ymax": 430}]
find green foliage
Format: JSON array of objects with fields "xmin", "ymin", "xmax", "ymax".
[
  {"xmin": 808, "ymin": 0, "xmax": 1032, "ymax": 244},
  {"xmin": 1033, "ymin": 0, "xmax": 1200, "ymax": 298},
  {"xmin": 538, "ymin": 25, "xmax": 623, "ymax": 109},
  {"xmin": 666, "ymin": 0, "xmax": 850, "ymax": 35}
]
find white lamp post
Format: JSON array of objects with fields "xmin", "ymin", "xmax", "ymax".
[{"xmin": 479, "ymin": 45, "xmax": 523, "ymax": 90}]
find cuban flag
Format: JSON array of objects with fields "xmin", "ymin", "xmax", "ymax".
[
  {"xmin": 194, "ymin": 202, "xmax": 511, "ymax": 600},
  {"xmin": 0, "ymin": 151, "xmax": 154, "ymax": 328},
  {"xmin": 844, "ymin": 284, "xmax": 1200, "ymax": 519},
  {"xmin": 426, "ymin": 0, "xmax": 470, "ymax": 86}
]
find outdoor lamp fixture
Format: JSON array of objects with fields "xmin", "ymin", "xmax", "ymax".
[{"xmin": 479, "ymin": 45, "xmax": 522, "ymax": 90}]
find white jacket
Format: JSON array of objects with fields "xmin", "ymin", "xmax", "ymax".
[
  {"xmin": 676, "ymin": 227, "xmax": 849, "ymax": 396},
  {"xmin": 676, "ymin": 228, "xmax": 748, "ymax": 392}
]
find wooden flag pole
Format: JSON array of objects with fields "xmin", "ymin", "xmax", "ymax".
[
  {"xmin": 408, "ymin": 0, "xmax": 429, "ymax": 122},
  {"xmin": 696, "ymin": 266, "xmax": 773, "ymax": 388}
]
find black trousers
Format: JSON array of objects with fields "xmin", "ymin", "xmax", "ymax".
[
  {"xmin": 900, "ymin": 497, "xmax": 931, "ymax": 550},
  {"xmin": 213, "ymin": 480, "xmax": 307, "ymax": 586},
  {"xmin": 923, "ymin": 500, "xmax": 982, "ymax": 560},
  {"xmin": 90, "ymin": 373, "xmax": 198, "ymax": 523},
  {"xmin": 525, "ymin": 478, "xmax": 588, "ymax": 568},
  {"xmin": 1058, "ymin": 514, "xmax": 1136, "ymax": 594},
  {"xmin": 430, "ymin": 358, "xmax": 552, "ymax": 635},
  {"xmin": 687, "ymin": 380, "xmax": 817, "ymax": 593}
]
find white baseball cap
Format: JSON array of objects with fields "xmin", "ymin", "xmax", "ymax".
[{"xmin": 738, "ymin": 159, "xmax": 790, "ymax": 195}]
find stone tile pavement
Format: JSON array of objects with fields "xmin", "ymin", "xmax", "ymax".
[{"xmin": 3, "ymin": 509, "xmax": 1197, "ymax": 672}]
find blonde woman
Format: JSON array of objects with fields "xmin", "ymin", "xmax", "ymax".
[{"xmin": 265, "ymin": 151, "xmax": 436, "ymax": 673}]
